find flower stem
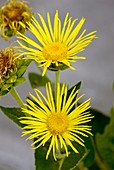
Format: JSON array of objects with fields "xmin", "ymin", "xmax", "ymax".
[
  {"xmin": 55, "ymin": 70, "xmax": 60, "ymax": 99},
  {"xmin": 10, "ymin": 87, "xmax": 25, "ymax": 108},
  {"xmin": 58, "ymin": 157, "xmax": 65, "ymax": 170},
  {"xmin": 56, "ymin": 70, "xmax": 60, "ymax": 84}
]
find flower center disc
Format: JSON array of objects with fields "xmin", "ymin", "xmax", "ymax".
[
  {"xmin": 43, "ymin": 42, "xmax": 68, "ymax": 61},
  {"xmin": 47, "ymin": 113, "xmax": 68, "ymax": 135}
]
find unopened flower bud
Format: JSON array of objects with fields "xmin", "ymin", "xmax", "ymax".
[
  {"xmin": 0, "ymin": 0, "xmax": 33, "ymax": 39},
  {"xmin": 0, "ymin": 46, "xmax": 31, "ymax": 96}
]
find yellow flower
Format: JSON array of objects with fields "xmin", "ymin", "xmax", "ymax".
[
  {"xmin": 0, "ymin": 0, "xmax": 32, "ymax": 38},
  {"xmin": 20, "ymin": 82, "xmax": 93, "ymax": 160},
  {"xmin": 17, "ymin": 10, "xmax": 97, "ymax": 75}
]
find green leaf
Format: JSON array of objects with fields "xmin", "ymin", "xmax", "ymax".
[
  {"xmin": 17, "ymin": 60, "xmax": 31, "ymax": 77},
  {"xmin": 83, "ymin": 136, "xmax": 95, "ymax": 167},
  {"xmin": 17, "ymin": 60, "xmax": 32, "ymax": 78},
  {"xmin": 83, "ymin": 108, "xmax": 109, "ymax": 168},
  {"xmin": 35, "ymin": 142, "xmax": 59, "ymax": 170},
  {"xmin": 88, "ymin": 108, "xmax": 110, "ymax": 136},
  {"xmin": 96, "ymin": 107, "xmax": 114, "ymax": 170},
  {"xmin": 34, "ymin": 140, "xmax": 86, "ymax": 170},
  {"xmin": 17, "ymin": 66, "xmax": 28, "ymax": 77},
  {"xmin": 89, "ymin": 162, "xmax": 101, "ymax": 170},
  {"xmin": 0, "ymin": 89, "xmax": 9, "ymax": 96},
  {"xmin": 28, "ymin": 72, "xmax": 50, "ymax": 88},
  {"xmin": 0, "ymin": 106, "xmax": 25, "ymax": 128},
  {"xmin": 61, "ymin": 136, "xmax": 95, "ymax": 169},
  {"xmin": 61, "ymin": 142, "xmax": 86, "ymax": 170},
  {"xmin": 68, "ymin": 81, "xmax": 81, "ymax": 93}
]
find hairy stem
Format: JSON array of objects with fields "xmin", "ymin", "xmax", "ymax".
[{"xmin": 10, "ymin": 87, "xmax": 25, "ymax": 108}]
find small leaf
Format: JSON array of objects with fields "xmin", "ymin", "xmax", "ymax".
[
  {"xmin": 29, "ymin": 72, "xmax": 50, "ymax": 88},
  {"xmin": 6, "ymin": 75, "xmax": 17, "ymax": 83},
  {"xmin": 1, "ymin": 83, "xmax": 12, "ymax": 91},
  {"xmin": 96, "ymin": 107, "xmax": 114, "ymax": 170},
  {"xmin": 14, "ymin": 77, "xmax": 26, "ymax": 86},
  {"xmin": 0, "ymin": 89, "xmax": 9, "ymax": 96},
  {"xmin": 0, "ymin": 106, "xmax": 25, "ymax": 128},
  {"xmin": 17, "ymin": 66, "xmax": 28, "ymax": 77},
  {"xmin": 17, "ymin": 60, "xmax": 32, "ymax": 78}
]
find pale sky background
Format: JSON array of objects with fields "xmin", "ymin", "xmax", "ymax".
[{"xmin": 0, "ymin": 0, "xmax": 114, "ymax": 169}]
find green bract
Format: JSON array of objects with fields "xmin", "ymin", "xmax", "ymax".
[{"xmin": 0, "ymin": 47, "xmax": 31, "ymax": 96}]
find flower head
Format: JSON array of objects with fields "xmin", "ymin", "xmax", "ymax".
[
  {"xmin": 0, "ymin": 46, "xmax": 30, "ymax": 96},
  {"xmin": 0, "ymin": 47, "xmax": 16, "ymax": 78},
  {"xmin": 17, "ymin": 10, "xmax": 97, "ymax": 75},
  {"xmin": 0, "ymin": 0, "xmax": 32, "ymax": 38},
  {"xmin": 20, "ymin": 82, "xmax": 93, "ymax": 160}
]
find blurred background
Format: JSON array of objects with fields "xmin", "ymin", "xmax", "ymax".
[{"xmin": 0, "ymin": 0, "xmax": 114, "ymax": 169}]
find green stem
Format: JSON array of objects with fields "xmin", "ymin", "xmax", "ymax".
[
  {"xmin": 56, "ymin": 70, "xmax": 60, "ymax": 86},
  {"xmin": 58, "ymin": 157, "xmax": 65, "ymax": 170},
  {"xmin": 55, "ymin": 70, "xmax": 60, "ymax": 99},
  {"xmin": 10, "ymin": 87, "xmax": 25, "ymax": 108}
]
